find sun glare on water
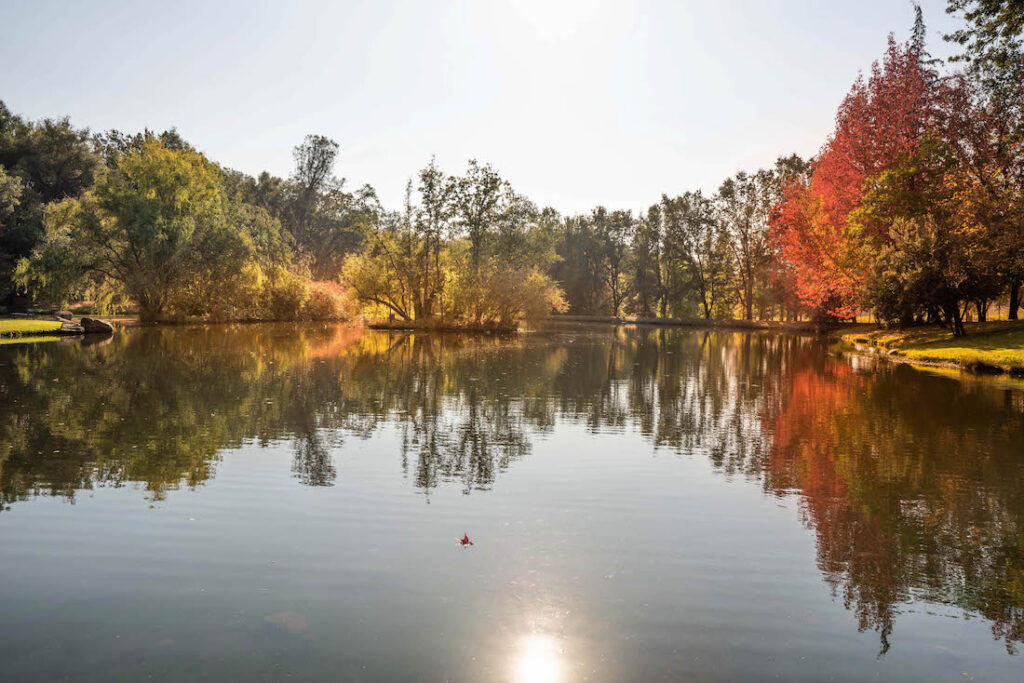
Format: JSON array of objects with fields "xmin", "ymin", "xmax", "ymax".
[{"xmin": 514, "ymin": 634, "xmax": 563, "ymax": 683}]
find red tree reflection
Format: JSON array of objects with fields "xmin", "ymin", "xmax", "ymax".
[{"xmin": 764, "ymin": 359, "xmax": 1024, "ymax": 653}]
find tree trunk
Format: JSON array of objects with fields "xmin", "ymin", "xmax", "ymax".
[
  {"xmin": 975, "ymin": 299, "xmax": 988, "ymax": 322},
  {"xmin": 950, "ymin": 304, "xmax": 966, "ymax": 337},
  {"xmin": 1009, "ymin": 280, "xmax": 1021, "ymax": 320},
  {"xmin": 639, "ymin": 298, "xmax": 650, "ymax": 318},
  {"xmin": 744, "ymin": 281, "xmax": 753, "ymax": 321}
]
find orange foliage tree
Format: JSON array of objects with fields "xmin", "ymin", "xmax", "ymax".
[{"xmin": 770, "ymin": 15, "xmax": 940, "ymax": 319}]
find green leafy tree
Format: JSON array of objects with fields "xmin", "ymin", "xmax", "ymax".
[
  {"xmin": 594, "ymin": 207, "xmax": 634, "ymax": 316},
  {"xmin": 662, "ymin": 191, "xmax": 733, "ymax": 319},
  {"xmin": 19, "ymin": 138, "xmax": 288, "ymax": 320},
  {"xmin": 341, "ymin": 183, "xmax": 424, "ymax": 322},
  {"xmin": 717, "ymin": 171, "xmax": 769, "ymax": 320},
  {"xmin": 718, "ymin": 157, "xmax": 808, "ymax": 320},
  {"xmin": 290, "ymin": 134, "xmax": 339, "ymax": 238},
  {"xmin": 945, "ymin": 1, "xmax": 1024, "ymax": 318},
  {"xmin": 342, "ymin": 163, "xmax": 565, "ymax": 328},
  {"xmin": 552, "ymin": 214, "xmax": 607, "ymax": 314},
  {"xmin": 0, "ymin": 165, "xmax": 22, "ymax": 225},
  {"xmin": 449, "ymin": 159, "xmax": 510, "ymax": 273},
  {"xmin": 630, "ymin": 204, "xmax": 664, "ymax": 317},
  {"xmin": 94, "ymin": 127, "xmax": 193, "ymax": 168},
  {"xmin": 856, "ymin": 134, "xmax": 1002, "ymax": 335},
  {"xmin": 414, "ymin": 160, "xmax": 452, "ymax": 320},
  {"xmin": 946, "ymin": 0, "xmax": 1024, "ymax": 103},
  {"xmin": 0, "ymin": 102, "xmax": 100, "ymax": 296}
]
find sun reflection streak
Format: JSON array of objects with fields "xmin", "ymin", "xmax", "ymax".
[{"xmin": 514, "ymin": 634, "xmax": 563, "ymax": 683}]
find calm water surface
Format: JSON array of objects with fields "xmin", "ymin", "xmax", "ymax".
[{"xmin": 1, "ymin": 324, "xmax": 1023, "ymax": 681}]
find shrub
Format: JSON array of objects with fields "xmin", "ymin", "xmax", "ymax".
[
  {"xmin": 263, "ymin": 269, "xmax": 309, "ymax": 320},
  {"xmin": 302, "ymin": 281, "xmax": 347, "ymax": 320}
]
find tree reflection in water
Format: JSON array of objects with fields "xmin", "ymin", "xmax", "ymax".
[
  {"xmin": 0, "ymin": 323, "xmax": 1021, "ymax": 651},
  {"xmin": 762, "ymin": 359, "xmax": 1024, "ymax": 653}
]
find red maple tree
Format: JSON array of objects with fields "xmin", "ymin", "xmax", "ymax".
[{"xmin": 770, "ymin": 30, "xmax": 940, "ymax": 318}]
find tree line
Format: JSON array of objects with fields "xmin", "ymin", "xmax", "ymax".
[
  {"xmin": 0, "ymin": 1, "xmax": 1019, "ymax": 331},
  {"xmin": 347, "ymin": 1, "xmax": 1020, "ymax": 332}
]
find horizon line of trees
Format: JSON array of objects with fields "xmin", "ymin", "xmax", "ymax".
[{"xmin": 0, "ymin": 1, "xmax": 1019, "ymax": 332}]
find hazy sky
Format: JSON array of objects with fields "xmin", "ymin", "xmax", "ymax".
[{"xmin": 0, "ymin": 0, "xmax": 963, "ymax": 214}]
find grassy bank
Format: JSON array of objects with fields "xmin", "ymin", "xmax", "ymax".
[
  {"xmin": 843, "ymin": 321, "xmax": 1024, "ymax": 374},
  {"xmin": 0, "ymin": 319, "xmax": 63, "ymax": 337}
]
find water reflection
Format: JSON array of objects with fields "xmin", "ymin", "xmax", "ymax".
[
  {"xmin": 763, "ymin": 359, "xmax": 1024, "ymax": 654},
  {"xmin": 515, "ymin": 634, "xmax": 563, "ymax": 683},
  {"xmin": 0, "ymin": 323, "xmax": 1022, "ymax": 655}
]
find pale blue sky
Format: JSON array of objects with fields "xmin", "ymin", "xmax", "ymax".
[{"xmin": 0, "ymin": 0, "xmax": 961, "ymax": 213}]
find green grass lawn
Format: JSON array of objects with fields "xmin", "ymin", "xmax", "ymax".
[
  {"xmin": 0, "ymin": 318, "xmax": 63, "ymax": 336},
  {"xmin": 844, "ymin": 321, "xmax": 1024, "ymax": 371}
]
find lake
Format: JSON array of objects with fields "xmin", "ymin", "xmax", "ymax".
[{"xmin": 1, "ymin": 323, "xmax": 1022, "ymax": 681}]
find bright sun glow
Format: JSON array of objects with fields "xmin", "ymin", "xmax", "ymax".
[
  {"xmin": 514, "ymin": 634, "xmax": 563, "ymax": 683},
  {"xmin": 506, "ymin": 0, "xmax": 606, "ymax": 40}
]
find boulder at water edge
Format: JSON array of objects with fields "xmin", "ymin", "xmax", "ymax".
[
  {"xmin": 55, "ymin": 311, "xmax": 73, "ymax": 320},
  {"xmin": 57, "ymin": 320, "xmax": 84, "ymax": 334},
  {"xmin": 81, "ymin": 317, "xmax": 114, "ymax": 334}
]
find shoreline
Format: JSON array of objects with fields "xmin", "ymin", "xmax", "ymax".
[
  {"xmin": 366, "ymin": 321, "xmax": 518, "ymax": 333},
  {"xmin": 840, "ymin": 321, "xmax": 1024, "ymax": 378},
  {"xmin": 0, "ymin": 315, "xmax": 356, "ymax": 338},
  {"xmin": 538, "ymin": 314, "xmax": 846, "ymax": 335}
]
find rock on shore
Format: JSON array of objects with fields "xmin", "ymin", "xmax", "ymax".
[
  {"xmin": 57, "ymin": 320, "xmax": 84, "ymax": 334},
  {"xmin": 81, "ymin": 318, "xmax": 114, "ymax": 334}
]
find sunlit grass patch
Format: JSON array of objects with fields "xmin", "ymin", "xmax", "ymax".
[
  {"xmin": 0, "ymin": 319, "xmax": 63, "ymax": 336},
  {"xmin": 844, "ymin": 321, "xmax": 1024, "ymax": 371}
]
